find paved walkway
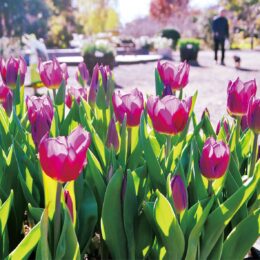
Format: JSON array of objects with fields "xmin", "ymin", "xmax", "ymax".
[{"xmin": 114, "ymin": 50, "xmax": 260, "ymax": 127}]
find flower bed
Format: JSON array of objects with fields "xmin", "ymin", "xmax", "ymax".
[{"xmin": 0, "ymin": 56, "xmax": 259, "ymax": 259}]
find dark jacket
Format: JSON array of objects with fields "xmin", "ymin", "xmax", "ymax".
[{"xmin": 212, "ymin": 16, "xmax": 229, "ymax": 39}]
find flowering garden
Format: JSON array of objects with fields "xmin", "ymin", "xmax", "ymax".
[{"xmin": 0, "ymin": 57, "xmax": 259, "ymax": 259}]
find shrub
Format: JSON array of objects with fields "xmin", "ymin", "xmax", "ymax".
[{"xmin": 161, "ymin": 28, "xmax": 181, "ymax": 49}]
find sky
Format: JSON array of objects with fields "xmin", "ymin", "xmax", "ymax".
[{"xmin": 118, "ymin": 0, "xmax": 219, "ymax": 24}]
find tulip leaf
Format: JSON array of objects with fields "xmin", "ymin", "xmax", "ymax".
[
  {"xmin": 155, "ymin": 68, "xmax": 164, "ymax": 96},
  {"xmin": 207, "ymin": 233, "xmax": 224, "ymax": 260},
  {"xmin": 153, "ymin": 191, "xmax": 185, "ymax": 260},
  {"xmin": 221, "ymin": 208, "xmax": 260, "ymax": 260},
  {"xmin": 185, "ymin": 197, "xmax": 214, "ymax": 260},
  {"xmin": 140, "ymin": 115, "xmax": 165, "ymax": 193},
  {"xmin": 101, "ymin": 169, "xmax": 127, "ymax": 259},
  {"xmin": 55, "ymin": 204, "xmax": 81, "ymax": 260},
  {"xmin": 118, "ymin": 116, "xmax": 128, "ymax": 170},
  {"xmin": 123, "ymin": 170, "xmax": 137, "ymax": 260},
  {"xmin": 54, "ymin": 81, "xmax": 66, "ymax": 124},
  {"xmin": 200, "ymin": 164, "xmax": 259, "ymax": 260},
  {"xmin": 8, "ymin": 222, "xmax": 41, "ymax": 260},
  {"xmin": 28, "ymin": 204, "xmax": 43, "ymax": 223},
  {"xmin": 0, "ymin": 190, "xmax": 13, "ymax": 235},
  {"xmin": 96, "ymin": 84, "xmax": 107, "ymax": 110},
  {"xmin": 237, "ymin": 129, "xmax": 254, "ymax": 160}
]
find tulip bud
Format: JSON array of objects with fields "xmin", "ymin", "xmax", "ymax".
[
  {"xmin": 227, "ymin": 77, "xmax": 257, "ymax": 117},
  {"xmin": 0, "ymin": 56, "xmax": 27, "ymax": 89},
  {"xmin": 106, "ymin": 118, "xmax": 119, "ymax": 152},
  {"xmin": 88, "ymin": 64, "xmax": 99, "ymax": 106},
  {"xmin": 199, "ymin": 137, "xmax": 230, "ymax": 180},
  {"xmin": 147, "ymin": 95, "xmax": 191, "ymax": 135},
  {"xmin": 162, "ymin": 85, "xmax": 172, "ymax": 97},
  {"xmin": 39, "ymin": 125, "xmax": 91, "ymax": 182},
  {"xmin": 26, "ymin": 95, "xmax": 54, "ymax": 148},
  {"xmin": 247, "ymin": 97, "xmax": 260, "ymax": 134},
  {"xmin": 170, "ymin": 175, "xmax": 188, "ymax": 213},
  {"xmin": 65, "ymin": 86, "xmax": 87, "ymax": 108},
  {"xmin": 157, "ymin": 60, "xmax": 189, "ymax": 91},
  {"xmin": 38, "ymin": 58, "xmax": 68, "ymax": 89},
  {"xmin": 241, "ymin": 115, "xmax": 249, "ymax": 132},
  {"xmin": 201, "ymin": 107, "xmax": 210, "ymax": 121},
  {"xmin": 0, "ymin": 84, "xmax": 13, "ymax": 115},
  {"xmin": 216, "ymin": 118, "xmax": 230, "ymax": 140},
  {"xmin": 64, "ymin": 190, "xmax": 74, "ymax": 221},
  {"xmin": 112, "ymin": 88, "xmax": 144, "ymax": 127},
  {"xmin": 76, "ymin": 62, "xmax": 89, "ymax": 87}
]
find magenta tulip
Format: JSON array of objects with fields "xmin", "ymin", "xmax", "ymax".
[
  {"xmin": 99, "ymin": 65, "xmax": 111, "ymax": 92},
  {"xmin": 247, "ymin": 97, "xmax": 260, "ymax": 134},
  {"xmin": 65, "ymin": 86, "xmax": 87, "ymax": 108},
  {"xmin": 112, "ymin": 89, "xmax": 144, "ymax": 127},
  {"xmin": 64, "ymin": 190, "xmax": 74, "ymax": 221},
  {"xmin": 216, "ymin": 118, "xmax": 230, "ymax": 140},
  {"xmin": 26, "ymin": 95, "xmax": 54, "ymax": 148},
  {"xmin": 38, "ymin": 58, "xmax": 68, "ymax": 89},
  {"xmin": 157, "ymin": 60, "xmax": 190, "ymax": 91},
  {"xmin": 170, "ymin": 175, "xmax": 188, "ymax": 213},
  {"xmin": 76, "ymin": 62, "xmax": 89, "ymax": 86},
  {"xmin": 106, "ymin": 118, "xmax": 119, "ymax": 152},
  {"xmin": 147, "ymin": 95, "xmax": 191, "ymax": 135},
  {"xmin": 39, "ymin": 125, "xmax": 91, "ymax": 182},
  {"xmin": 199, "ymin": 137, "xmax": 230, "ymax": 180},
  {"xmin": 227, "ymin": 78, "xmax": 257, "ymax": 117},
  {"xmin": 0, "ymin": 56, "xmax": 27, "ymax": 89},
  {"xmin": 0, "ymin": 84, "xmax": 13, "ymax": 115},
  {"xmin": 241, "ymin": 115, "xmax": 249, "ymax": 132}
]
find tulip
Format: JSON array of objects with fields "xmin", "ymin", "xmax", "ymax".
[
  {"xmin": 247, "ymin": 97, "xmax": 260, "ymax": 134},
  {"xmin": 88, "ymin": 64, "xmax": 99, "ymax": 106},
  {"xmin": 0, "ymin": 56, "xmax": 27, "ymax": 89},
  {"xmin": 227, "ymin": 77, "xmax": 257, "ymax": 117},
  {"xmin": 199, "ymin": 137, "xmax": 230, "ymax": 180},
  {"xmin": 38, "ymin": 58, "xmax": 68, "ymax": 89},
  {"xmin": 106, "ymin": 118, "xmax": 119, "ymax": 152},
  {"xmin": 157, "ymin": 60, "xmax": 190, "ymax": 91},
  {"xmin": 170, "ymin": 175, "xmax": 188, "ymax": 213},
  {"xmin": 76, "ymin": 62, "xmax": 89, "ymax": 87},
  {"xmin": 99, "ymin": 65, "xmax": 111, "ymax": 92},
  {"xmin": 0, "ymin": 84, "xmax": 13, "ymax": 115},
  {"xmin": 147, "ymin": 95, "xmax": 191, "ymax": 135},
  {"xmin": 65, "ymin": 86, "xmax": 88, "ymax": 108},
  {"xmin": 216, "ymin": 118, "xmax": 230, "ymax": 140},
  {"xmin": 26, "ymin": 95, "xmax": 54, "ymax": 148},
  {"xmin": 39, "ymin": 125, "xmax": 91, "ymax": 182},
  {"xmin": 241, "ymin": 115, "xmax": 249, "ymax": 132},
  {"xmin": 64, "ymin": 190, "xmax": 74, "ymax": 221},
  {"xmin": 112, "ymin": 88, "xmax": 144, "ymax": 127}
]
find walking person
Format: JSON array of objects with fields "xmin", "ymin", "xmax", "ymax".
[{"xmin": 212, "ymin": 8, "xmax": 229, "ymax": 65}]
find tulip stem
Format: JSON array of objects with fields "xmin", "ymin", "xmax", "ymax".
[
  {"xmin": 53, "ymin": 89, "xmax": 57, "ymax": 102},
  {"xmin": 249, "ymin": 133, "xmax": 258, "ymax": 177},
  {"xmin": 54, "ymin": 182, "xmax": 62, "ymax": 256},
  {"xmin": 235, "ymin": 117, "xmax": 241, "ymax": 148},
  {"xmin": 179, "ymin": 89, "xmax": 183, "ymax": 100},
  {"xmin": 208, "ymin": 180, "xmax": 213, "ymax": 196},
  {"xmin": 166, "ymin": 135, "xmax": 172, "ymax": 159},
  {"xmin": 128, "ymin": 127, "xmax": 132, "ymax": 155}
]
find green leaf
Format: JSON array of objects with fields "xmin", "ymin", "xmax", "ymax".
[
  {"xmin": 54, "ymin": 81, "xmax": 66, "ymax": 124},
  {"xmin": 123, "ymin": 170, "xmax": 137, "ymax": 260},
  {"xmin": 200, "ymin": 165, "xmax": 260, "ymax": 260},
  {"xmin": 154, "ymin": 191, "xmax": 185, "ymax": 260},
  {"xmin": 0, "ymin": 190, "xmax": 13, "ymax": 235},
  {"xmin": 221, "ymin": 209, "xmax": 260, "ymax": 260},
  {"xmin": 101, "ymin": 169, "xmax": 127, "ymax": 259},
  {"xmin": 118, "ymin": 116, "xmax": 128, "ymax": 170},
  {"xmin": 185, "ymin": 197, "xmax": 214, "ymax": 260},
  {"xmin": 155, "ymin": 68, "xmax": 164, "ymax": 96},
  {"xmin": 28, "ymin": 204, "xmax": 43, "ymax": 223},
  {"xmin": 8, "ymin": 222, "xmax": 41, "ymax": 260}
]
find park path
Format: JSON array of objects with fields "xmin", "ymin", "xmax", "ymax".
[{"xmin": 113, "ymin": 50, "xmax": 260, "ymax": 127}]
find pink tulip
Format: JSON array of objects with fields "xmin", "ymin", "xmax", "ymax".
[
  {"xmin": 88, "ymin": 64, "xmax": 99, "ymax": 106},
  {"xmin": 241, "ymin": 115, "xmax": 249, "ymax": 132},
  {"xmin": 0, "ymin": 56, "xmax": 27, "ymax": 89},
  {"xmin": 112, "ymin": 89, "xmax": 144, "ymax": 127},
  {"xmin": 0, "ymin": 84, "xmax": 13, "ymax": 115},
  {"xmin": 99, "ymin": 65, "xmax": 111, "ymax": 92},
  {"xmin": 26, "ymin": 95, "xmax": 54, "ymax": 148},
  {"xmin": 170, "ymin": 175, "xmax": 188, "ymax": 213},
  {"xmin": 199, "ymin": 137, "xmax": 230, "ymax": 180},
  {"xmin": 38, "ymin": 58, "xmax": 68, "ymax": 89},
  {"xmin": 227, "ymin": 78, "xmax": 257, "ymax": 117},
  {"xmin": 106, "ymin": 118, "xmax": 119, "ymax": 152},
  {"xmin": 39, "ymin": 125, "xmax": 91, "ymax": 182},
  {"xmin": 247, "ymin": 97, "xmax": 260, "ymax": 134},
  {"xmin": 65, "ymin": 86, "xmax": 87, "ymax": 108},
  {"xmin": 64, "ymin": 190, "xmax": 74, "ymax": 221},
  {"xmin": 147, "ymin": 95, "xmax": 191, "ymax": 135},
  {"xmin": 76, "ymin": 62, "xmax": 89, "ymax": 86},
  {"xmin": 157, "ymin": 60, "xmax": 190, "ymax": 91}
]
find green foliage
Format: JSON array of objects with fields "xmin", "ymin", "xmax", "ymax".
[
  {"xmin": 161, "ymin": 28, "xmax": 181, "ymax": 49},
  {"xmin": 179, "ymin": 38, "xmax": 200, "ymax": 50}
]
